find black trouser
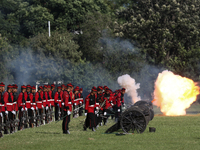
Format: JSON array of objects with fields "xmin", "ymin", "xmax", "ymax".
[
  {"xmin": 8, "ymin": 111, "xmax": 14, "ymax": 132},
  {"xmin": 62, "ymin": 111, "xmax": 70, "ymax": 133},
  {"xmin": 28, "ymin": 109, "xmax": 32, "ymax": 126},
  {"xmin": 38, "ymin": 108, "xmax": 43, "ymax": 124},
  {"xmin": 0, "ymin": 114, "xmax": 3, "ymax": 137},
  {"xmin": 79, "ymin": 104, "xmax": 83, "ymax": 116},
  {"xmin": 84, "ymin": 113, "xmax": 95, "ymax": 129},
  {"xmin": 55, "ymin": 103, "xmax": 60, "ymax": 121},
  {"xmin": 97, "ymin": 110, "xmax": 103, "ymax": 125},
  {"xmin": 18, "ymin": 109, "xmax": 23, "ymax": 130}
]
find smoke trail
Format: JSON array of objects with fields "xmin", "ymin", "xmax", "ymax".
[{"xmin": 117, "ymin": 74, "xmax": 141, "ymax": 103}]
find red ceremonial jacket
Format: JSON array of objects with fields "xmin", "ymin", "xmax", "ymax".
[
  {"xmin": 3, "ymin": 92, "xmax": 14, "ymax": 111},
  {"xmin": 17, "ymin": 92, "xmax": 27, "ymax": 109},
  {"xmin": 54, "ymin": 91, "xmax": 62, "ymax": 107},
  {"xmin": 85, "ymin": 93, "xmax": 96, "ymax": 113},
  {"xmin": 63, "ymin": 90, "xmax": 72, "ymax": 111},
  {"xmin": 116, "ymin": 92, "xmax": 124, "ymax": 107},
  {"xmin": 36, "ymin": 92, "xmax": 43, "ymax": 109},
  {"xmin": 26, "ymin": 92, "xmax": 33, "ymax": 109}
]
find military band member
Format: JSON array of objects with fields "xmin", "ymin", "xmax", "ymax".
[
  {"xmin": 31, "ymin": 86, "xmax": 36, "ymax": 127},
  {"xmin": 17, "ymin": 85, "xmax": 27, "ymax": 130},
  {"xmin": 78, "ymin": 88, "xmax": 84, "ymax": 116},
  {"xmin": 73, "ymin": 86, "xmax": 79, "ymax": 118},
  {"xmin": 12, "ymin": 84, "xmax": 18, "ymax": 131},
  {"xmin": 35, "ymin": 86, "xmax": 43, "ymax": 125},
  {"xmin": 0, "ymin": 82, "xmax": 5, "ymax": 136},
  {"xmin": 4, "ymin": 84, "xmax": 14, "ymax": 133},
  {"xmin": 54, "ymin": 86, "xmax": 62, "ymax": 121},
  {"xmin": 84, "ymin": 87, "xmax": 97, "ymax": 131},
  {"xmin": 62, "ymin": 84, "xmax": 73, "ymax": 134},
  {"xmin": 115, "ymin": 88, "xmax": 125, "ymax": 122}
]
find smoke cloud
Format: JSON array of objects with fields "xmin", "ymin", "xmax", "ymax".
[{"xmin": 117, "ymin": 74, "xmax": 141, "ymax": 103}]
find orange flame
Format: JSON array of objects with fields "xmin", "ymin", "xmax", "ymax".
[{"xmin": 153, "ymin": 70, "xmax": 199, "ymax": 116}]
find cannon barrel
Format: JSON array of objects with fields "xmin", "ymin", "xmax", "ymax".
[{"xmin": 105, "ymin": 101, "xmax": 154, "ymax": 134}]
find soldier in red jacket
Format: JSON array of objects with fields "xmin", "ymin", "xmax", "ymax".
[
  {"xmin": 54, "ymin": 86, "xmax": 62, "ymax": 121},
  {"xmin": 17, "ymin": 85, "xmax": 27, "ymax": 130},
  {"xmin": 31, "ymin": 86, "xmax": 36, "ymax": 127},
  {"xmin": 26, "ymin": 85, "xmax": 33, "ymax": 127},
  {"xmin": 84, "ymin": 86, "xmax": 97, "ymax": 131},
  {"xmin": 73, "ymin": 86, "xmax": 79, "ymax": 118},
  {"xmin": 78, "ymin": 88, "xmax": 84, "ymax": 116},
  {"xmin": 96, "ymin": 86, "xmax": 103, "ymax": 126},
  {"xmin": 12, "ymin": 84, "xmax": 18, "ymax": 132},
  {"xmin": 115, "ymin": 88, "xmax": 125, "ymax": 122},
  {"xmin": 0, "ymin": 82, "xmax": 5, "ymax": 137},
  {"xmin": 62, "ymin": 84, "xmax": 73, "ymax": 134},
  {"xmin": 102, "ymin": 88, "xmax": 113, "ymax": 125},
  {"xmin": 49, "ymin": 84, "xmax": 55, "ymax": 107},
  {"xmin": 3, "ymin": 84, "xmax": 14, "ymax": 133},
  {"xmin": 35, "ymin": 86, "xmax": 43, "ymax": 125}
]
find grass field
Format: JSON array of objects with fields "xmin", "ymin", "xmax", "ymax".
[{"xmin": 0, "ymin": 105, "xmax": 200, "ymax": 150}]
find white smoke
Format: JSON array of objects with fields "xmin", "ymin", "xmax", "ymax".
[{"xmin": 117, "ymin": 74, "xmax": 141, "ymax": 103}]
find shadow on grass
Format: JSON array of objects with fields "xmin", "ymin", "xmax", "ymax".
[{"xmin": 35, "ymin": 131, "xmax": 61, "ymax": 134}]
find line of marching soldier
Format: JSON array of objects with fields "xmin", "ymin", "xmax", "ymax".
[
  {"xmin": 0, "ymin": 82, "xmax": 84, "ymax": 137},
  {"xmin": 83, "ymin": 86, "xmax": 125, "ymax": 132}
]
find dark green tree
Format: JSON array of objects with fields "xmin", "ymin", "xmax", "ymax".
[{"xmin": 114, "ymin": 0, "xmax": 200, "ymax": 77}]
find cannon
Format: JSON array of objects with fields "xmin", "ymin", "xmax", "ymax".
[{"xmin": 105, "ymin": 101, "xmax": 154, "ymax": 134}]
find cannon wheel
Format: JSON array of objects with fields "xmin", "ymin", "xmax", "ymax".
[{"xmin": 120, "ymin": 108, "xmax": 147, "ymax": 133}]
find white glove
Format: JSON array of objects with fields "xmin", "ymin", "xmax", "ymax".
[
  {"xmin": 46, "ymin": 106, "xmax": 48, "ymax": 110},
  {"xmin": 5, "ymin": 111, "xmax": 8, "ymax": 114},
  {"xmin": 62, "ymin": 102, "xmax": 64, "ymax": 106},
  {"xmin": 80, "ymin": 102, "xmax": 82, "ymax": 104},
  {"xmin": 96, "ymin": 107, "xmax": 99, "ymax": 110},
  {"xmin": 36, "ymin": 107, "xmax": 38, "ymax": 110},
  {"xmin": 104, "ymin": 112, "xmax": 107, "ymax": 115},
  {"xmin": 118, "ymin": 109, "xmax": 120, "ymax": 112},
  {"xmin": 97, "ymin": 114, "xmax": 99, "ymax": 117},
  {"xmin": 31, "ymin": 107, "xmax": 34, "ymax": 110},
  {"xmin": 42, "ymin": 105, "xmax": 44, "ymax": 108},
  {"xmin": 74, "ymin": 103, "xmax": 76, "ymax": 106},
  {"xmin": 25, "ymin": 107, "xmax": 27, "ymax": 111},
  {"xmin": 95, "ymin": 111, "xmax": 97, "ymax": 114},
  {"xmin": 111, "ymin": 103, "xmax": 114, "ymax": 106},
  {"xmin": 12, "ymin": 111, "xmax": 16, "ymax": 115},
  {"xmin": 85, "ymin": 113, "xmax": 87, "ymax": 116},
  {"xmin": 21, "ymin": 108, "xmax": 24, "ymax": 111},
  {"xmin": 67, "ymin": 111, "xmax": 71, "ymax": 115},
  {"xmin": 0, "ymin": 113, "xmax": 2, "ymax": 117}
]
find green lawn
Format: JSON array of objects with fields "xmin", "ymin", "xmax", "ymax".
[{"xmin": 0, "ymin": 105, "xmax": 200, "ymax": 150}]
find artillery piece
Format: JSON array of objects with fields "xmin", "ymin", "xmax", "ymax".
[{"xmin": 105, "ymin": 101, "xmax": 154, "ymax": 134}]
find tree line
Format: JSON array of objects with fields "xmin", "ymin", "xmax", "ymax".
[{"xmin": 0, "ymin": 0, "xmax": 200, "ymax": 99}]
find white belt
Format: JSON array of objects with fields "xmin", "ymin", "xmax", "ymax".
[
  {"xmin": 96, "ymin": 103, "xmax": 99, "ymax": 105},
  {"xmin": 13, "ymin": 102, "xmax": 17, "ymax": 104},
  {"xmin": 26, "ymin": 101, "xmax": 31, "ymax": 103},
  {"xmin": 31, "ymin": 103, "xmax": 36, "ymax": 105},
  {"xmin": 42, "ymin": 100, "xmax": 46, "ymax": 102},
  {"xmin": 68, "ymin": 102, "xmax": 72, "ymax": 104},
  {"xmin": 0, "ymin": 104, "xmax": 3, "ymax": 106},
  {"xmin": 74, "ymin": 98, "xmax": 83, "ymax": 101},
  {"xmin": 89, "ymin": 105, "xmax": 94, "ymax": 107},
  {"xmin": 49, "ymin": 99, "xmax": 54, "ymax": 101},
  {"xmin": 57, "ymin": 100, "xmax": 62, "ymax": 102},
  {"xmin": 7, "ymin": 103, "xmax": 13, "ymax": 105},
  {"xmin": 21, "ymin": 103, "xmax": 25, "ymax": 105},
  {"xmin": 37, "ymin": 101, "xmax": 42, "ymax": 103}
]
